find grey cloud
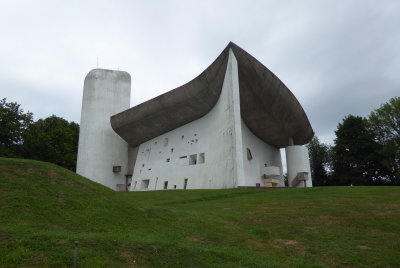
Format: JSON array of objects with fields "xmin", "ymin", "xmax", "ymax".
[{"xmin": 0, "ymin": 0, "xmax": 399, "ymax": 146}]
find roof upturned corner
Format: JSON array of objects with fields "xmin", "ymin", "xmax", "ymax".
[{"xmin": 111, "ymin": 43, "xmax": 313, "ymax": 148}]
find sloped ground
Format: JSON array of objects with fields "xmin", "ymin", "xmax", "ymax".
[{"xmin": 0, "ymin": 157, "xmax": 399, "ymax": 267}]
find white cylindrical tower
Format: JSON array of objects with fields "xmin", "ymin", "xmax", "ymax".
[
  {"xmin": 76, "ymin": 69, "xmax": 131, "ymax": 190},
  {"xmin": 285, "ymin": 145, "xmax": 313, "ymax": 188}
]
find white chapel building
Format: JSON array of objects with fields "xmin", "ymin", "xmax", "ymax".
[{"xmin": 76, "ymin": 42, "xmax": 314, "ymax": 191}]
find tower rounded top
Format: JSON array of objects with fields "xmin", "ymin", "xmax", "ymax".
[{"xmin": 85, "ymin": 68, "xmax": 131, "ymax": 82}]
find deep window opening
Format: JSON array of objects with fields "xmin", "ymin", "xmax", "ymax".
[
  {"xmin": 113, "ymin": 166, "xmax": 121, "ymax": 173},
  {"xmin": 198, "ymin": 153, "xmax": 205, "ymax": 164},
  {"xmin": 141, "ymin": 179, "xmax": 150, "ymax": 189},
  {"xmin": 184, "ymin": 178, "xmax": 188, "ymax": 190},
  {"xmin": 189, "ymin": 154, "xmax": 197, "ymax": 165},
  {"xmin": 247, "ymin": 148, "xmax": 253, "ymax": 160},
  {"xmin": 164, "ymin": 181, "xmax": 168, "ymax": 189}
]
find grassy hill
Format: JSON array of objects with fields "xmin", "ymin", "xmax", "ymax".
[{"xmin": 0, "ymin": 157, "xmax": 399, "ymax": 267}]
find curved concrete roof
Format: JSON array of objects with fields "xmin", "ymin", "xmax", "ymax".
[{"xmin": 111, "ymin": 42, "xmax": 314, "ymax": 148}]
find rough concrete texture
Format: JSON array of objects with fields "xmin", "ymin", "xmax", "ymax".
[
  {"xmin": 111, "ymin": 42, "xmax": 314, "ymax": 149},
  {"xmin": 76, "ymin": 69, "xmax": 131, "ymax": 190}
]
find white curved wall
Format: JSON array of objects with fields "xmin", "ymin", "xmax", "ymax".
[
  {"xmin": 130, "ymin": 50, "xmax": 238, "ymax": 190},
  {"xmin": 240, "ymin": 119, "xmax": 284, "ymax": 187},
  {"xmin": 285, "ymin": 145, "xmax": 313, "ymax": 187},
  {"xmin": 129, "ymin": 50, "xmax": 283, "ymax": 191},
  {"xmin": 76, "ymin": 69, "xmax": 131, "ymax": 190}
]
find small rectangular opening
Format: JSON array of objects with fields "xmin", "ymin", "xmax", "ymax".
[
  {"xmin": 134, "ymin": 181, "xmax": 137, "ymax": 189},
  {"xmin": 180, "ymin": 155, "xmax": 187, "ymax": 159},
  {"xmin": 247, "ymin": 148, "xmax": 253, "ymax": 160},
  {"xmin": 184, "ymin": 178, "xmax": 188, "ymax": 190},
  {"xmin": 113, "ymin": 166, "xmax": 121, "ymax": 173},
  {"xmin": 141, "ymin": 179, "xmax": 150, "ymax": 189},
  {"xmin": 164, "ymin": 181, "xmax": 168, "ymax": 189},
  {"xmin": 166, "ymin": 158, "xmax": 170, "ymax": 162},
  {"xmin": 189, "ymin": 154, "xmax": 197, "ymax": 165},
  {"xmin": 174, "ymin": 185, "xmax": 177, "ymax": 189},
  {"xmin": 198, "ymin": 153, "xmax": 205, "ymax": 164}
]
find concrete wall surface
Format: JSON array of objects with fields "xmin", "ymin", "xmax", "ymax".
[
  {"xmin": 240, "ymin": 119, "xmax": 284, "ymax": 187},
  {"xmin": 285, "ymin": 145, "xmax": 313, "ymax": 187},
  {"xmin": 76, "ymin": 69, "xmax": 131, "ymax": 190}
]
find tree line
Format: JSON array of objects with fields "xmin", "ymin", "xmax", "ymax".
[
  {"xmin": 308, "ymin": 97, "xmax": 399, "ymax": 186},
  {"xmin": 0, "ymin": 98, "xmax": 79, "ymax": 171}
]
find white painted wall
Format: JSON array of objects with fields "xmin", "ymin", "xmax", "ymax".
[
  {"xmin": 76, "ymin": 69, "xmax": 131, "ymax": 190},
  {"xmin": 240, "ymin": 119, "xmax": 284, "ymax": 187},
  {"xmin": 285, "ymin": 145, "xmax": 313, "ymax": 187},
  {"xmin": 130, "ymin": 50, "xmax": 283, "ymax": 191}
]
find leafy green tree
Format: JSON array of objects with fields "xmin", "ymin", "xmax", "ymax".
[
  {"xmin": 0, "ymin": 98, "xmax": 33, "ymax": 157},
  {"xmin": 332, "ymin": 115, "xmax": 384, "ymax": 185},
  {"xmin": 21, "ymin": 115, "xmax": 79, "ymax": 171},
  {"xmin": 368, "ymin": 97, "xmax": 400, "ymax": 185},
  {"xmin": 307, "ymin": 136, "xmax": 332, "ymax": 186}
]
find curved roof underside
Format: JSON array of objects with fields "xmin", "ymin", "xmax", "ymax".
[{"xmin": 111, "ymin": 42, "xmax": 314, "ymax": 148}]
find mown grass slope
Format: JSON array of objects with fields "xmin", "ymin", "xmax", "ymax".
[{"xmin": 0, "ymin": 157, "xmax": 399, "ymax": 267}]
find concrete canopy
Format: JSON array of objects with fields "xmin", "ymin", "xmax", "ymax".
[{"xmin": 110, "ymin": 42, "xmax": 314, "ymax": 148}]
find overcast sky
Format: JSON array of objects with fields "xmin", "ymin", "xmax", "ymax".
[{"xmin": 1, "ymin": 0, "xmax": 399, "ymax": 145}]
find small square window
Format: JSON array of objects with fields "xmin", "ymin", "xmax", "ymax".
[
  {"xmin": 198, "ymin": 153, "xmax": 205, "ymax": 164},
  {"xmin": 141, "ymin": 179, "xmax": 150, "ymax": 189},
  {"xmin": 113, "ymin": 166, "xmax": 121, "ymax": 173},
  {"xmin": 189, "ymin": 154, "xmax": 197, "ymax": 165}
]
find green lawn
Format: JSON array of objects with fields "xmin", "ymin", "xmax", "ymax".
[{"xmin": 0, "ymin": 157, "xmax": 399, "ymax": 267}]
